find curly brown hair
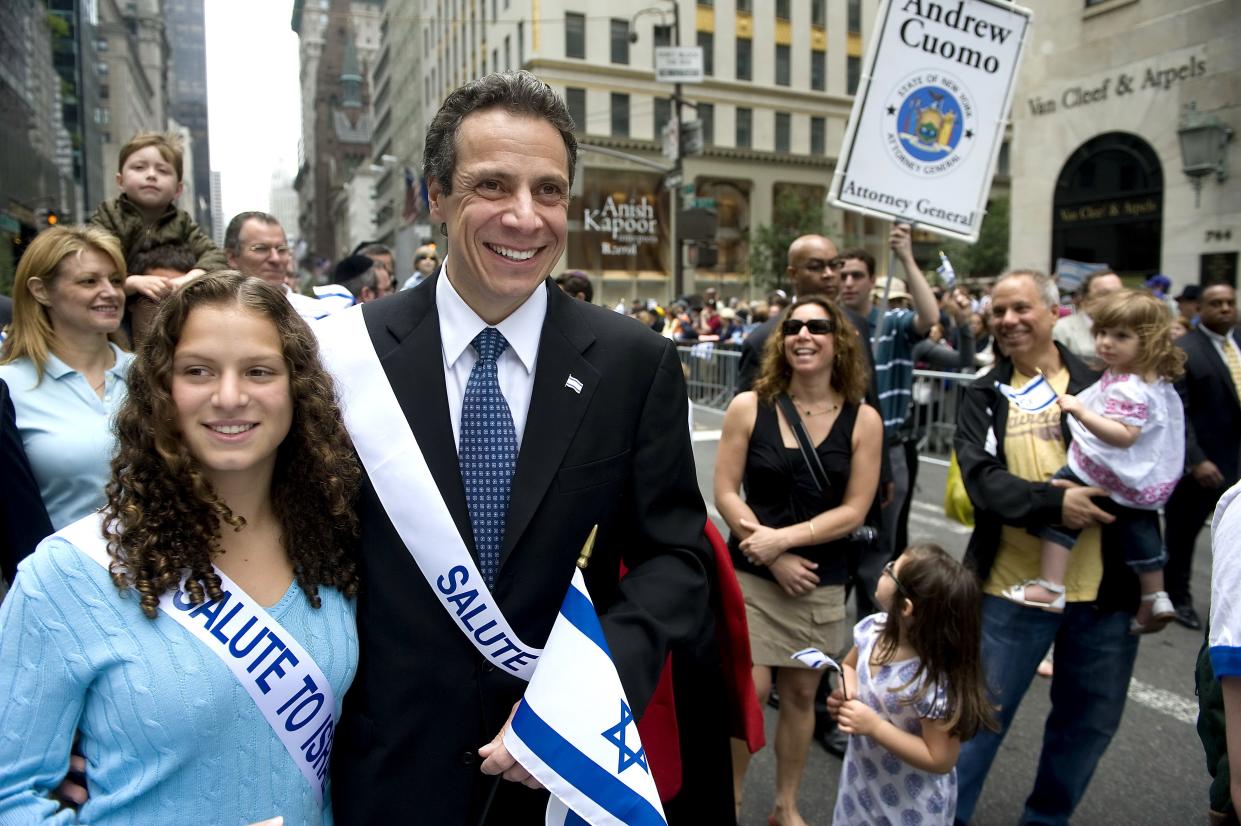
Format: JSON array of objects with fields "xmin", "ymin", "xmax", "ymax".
[
  {"xmin": 752, "ymin": 295, "xmax": 869, "ymax": 405},
  {"xmin": 873, "ymin": 544, "xmax": 997, "ymax": 740},
  {"xmin": 1089, "ymin": 289, "xmax": 1186, "ymax": 382},
  {"xmin": 103, "ymin": 271, "xmax": 361, "ymax": 618}
]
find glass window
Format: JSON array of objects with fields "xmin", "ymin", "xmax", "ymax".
[
  {"xmin": 567, "ymin": 87, "xmax": 587, "ymax": 133},
  {"xmin": 735, "ymin": 107, "xmax": 752, "ymax": 149},
  {"xmin": 736, "ymin": 38, "xmax": 752, "ymax": 81},
  {"xmin": 776, "ymin": 44, "xmax": 790, "ymax": 86},
  {"xmin": 654, "ymin": 97, "xmax": 672, "ymax": 136},
  {"xmin": 776, "ymin": 0, "xmax": 790, "ymax": 19},
  {"xmin": 737, "ymin": 0, "xmax": 751, "ymax": 11},
  {"xmin": 811, "ymin": 49, "xmax": 825, "ymax": 91},
  {"xmin": 565, "ymin": 12, "xmax": 585, "ymax": 59},
  {"xmin": 610, "ymin": 18, "xmax": 629, "ymax": 64},
  {"xmin": 653, "ymin": 25, "xmax": 672, "ymax": 48},
  {"xmin": 611, "ymin": 93, "xmax": 630, "ymax": 137},
  {"xmin": 847, "ymin": 55, "xmax": 860, "ymax": 94},
  {"xmin": 848, "ymin": 0, "xmax": 862, "ymax": 34},
  {"xmin": 811, "ymin": 116, "xmax": 825, "ymax": 155},
  {"xmin": 775, "ymin": 112, "xmax": 790, "ymax": 153},
  {"xmin": 697, "ymin": 31, "xmax": 713, "ymax": 76},
  {"xmin": 812, "ymin": 0, "xmax": 826, "ymax": 26},
  {"xmin": 504, "ymin": 35, "xmax": 511, "ymax": 70},
  {"xmin": 697, "ymin": 102, "xmax": 714, "ymax": 145}
]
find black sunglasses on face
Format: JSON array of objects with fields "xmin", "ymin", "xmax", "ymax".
[
  {"xmin": 782, "ymin": 318, "xmax": 834, "ymax": 336},
  {"xmin": 883, "ymin": 559, "xmax": 911, "ymax": 599}
]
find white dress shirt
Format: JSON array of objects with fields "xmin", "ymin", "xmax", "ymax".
[{"xmin": 436, "ymin": 259, "xmax": 546, "ymax": 451}]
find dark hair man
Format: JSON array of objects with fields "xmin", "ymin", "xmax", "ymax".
[
  {"xmin": 322, "ymin": 71, "xmax": 723, "ymax": 824},
  {"xmin": 1164, "ymin": 284, "xmax": 1241, "ymax": 630}
]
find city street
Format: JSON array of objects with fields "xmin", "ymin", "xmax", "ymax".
[{"xmin": 691, "ymin": 405, "xmax": 1208, "ymax": 825}]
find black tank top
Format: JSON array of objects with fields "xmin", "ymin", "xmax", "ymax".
[{"xmin": 728, "ymin": 400, "xmax": 858, "ymax": 587}]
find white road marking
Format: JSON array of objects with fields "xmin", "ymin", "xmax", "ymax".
[
  {"xmin": 909, "ymin": 501, "xmax": 974, "ymax": 535},
  {"xmin": 1127, "ymin": 677, "xmax": 1199, "ymax": 725},
  {"xmin": 692, "ymin": 429, "xmax": 723, "ymax": 442}
]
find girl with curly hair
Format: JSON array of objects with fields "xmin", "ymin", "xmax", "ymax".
[
  {"xmin": 715, "ymin": 295, "xmax": 883, "ymax": 825},
  {"xmin": 1001, "ymin": 288, "xmax": 1187, "ymax": 634},
  {"xmin": 0, "ymin": 271, "xmax": 361, "ymax": 824}
]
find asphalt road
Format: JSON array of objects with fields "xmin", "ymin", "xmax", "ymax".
[{"xmin": 690, "ymin": 405, "xmax": 1209, "ymax": 825}]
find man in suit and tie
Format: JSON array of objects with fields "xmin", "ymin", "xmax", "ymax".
[
  {"xmin": 1165, "ymin": 283, "xmax": 1241, "ymax": 630},
  {"xmin": 325, "ymin": 72, "xmax": 719, "ymax": 824}
]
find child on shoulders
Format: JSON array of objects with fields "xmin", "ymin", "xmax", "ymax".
[{"xmin": 89, "ymin": 131, "xmax": 226, "ymax": 304}]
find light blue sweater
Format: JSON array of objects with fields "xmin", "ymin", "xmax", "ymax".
[{"xmin": 0, "ymin": 537, "xmax": 358, "ymax": 825}]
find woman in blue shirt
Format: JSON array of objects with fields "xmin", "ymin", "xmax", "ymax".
[
  {"xmin": 0, "ymin": 272, "xmax": 362, "ymax": 824},
  {"xmin": 0, "ymin": 226, "xmax": 133, "ymax": 534}
]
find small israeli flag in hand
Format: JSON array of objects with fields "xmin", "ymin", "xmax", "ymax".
[
  {"xmin": 995, "ymin": 372, "xmax": 1059, "ymax": 413},
  {"xmin": 504, "ymin": 568, "xmax": 667, "ymax": 826},
  {"xmin": 937, "ymin": 250, "xmax": 957, "ymax": 287}
]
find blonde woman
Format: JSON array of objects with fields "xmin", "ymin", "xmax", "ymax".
[{"xmin": 0, "ymin": 226, "xmax": 131, "ymax": 532}]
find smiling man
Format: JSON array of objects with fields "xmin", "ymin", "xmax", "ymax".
[
  {"xmin": 953, "ymin": 269, "xmax": 1143, "ymax": 824},
  {"xmin": 322, "ymin": 72, "xmax": 720, "ymax": 825}
]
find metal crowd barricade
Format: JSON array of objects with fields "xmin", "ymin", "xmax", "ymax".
[
  {"xmin": 674, "ymin": 345, "xmax": 978, "ymax": 464},
  {"xmin": 677, "ymin": 342, "xmax": 742, "ymax": 410},
  {"xmin": 907, "ymin": 368, "xmax": 978, "ymax": 463}
]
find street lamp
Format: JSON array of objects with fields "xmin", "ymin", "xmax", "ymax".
[
  {"xmin": 630, "ymin": 1, "xmax": 686, "ymax": 299},
  {"xmin": 1178, "ymin": 103, "xmax": 1232, "ymax": 207}
]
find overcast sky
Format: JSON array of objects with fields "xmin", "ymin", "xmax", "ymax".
[{"xmin": 204, "ymin": 0, "xmax": 301, "ymax": 220}]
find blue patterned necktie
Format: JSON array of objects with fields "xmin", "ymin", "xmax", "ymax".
[{"xmin": 459, "ymin": 327, "xmax": 518, "ymax": 588}]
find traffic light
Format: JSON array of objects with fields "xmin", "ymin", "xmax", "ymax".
[{"xmin": 35, "ymin": 208, "xmax": 59, "ymax": 229}]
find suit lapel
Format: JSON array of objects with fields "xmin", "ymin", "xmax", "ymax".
[
  {"xmin": 1197, "ymin": 328, "xmax": 1241, "ymax": 410},
  {"xmin": 365, "ymin": 276, "xmax": 476, "ymax": 555},
  {"xmin": 501, "ymin": 285, "xmax": 599, "ymax": 562}
]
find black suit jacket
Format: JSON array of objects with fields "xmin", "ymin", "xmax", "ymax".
[
  {"xmin": 1177, "ymin": 326, "xmax": 1241, "ymax": 482},
  {"xmin": 331, "ymin": 277, "xmax": 713, "ymax": 825},
  {"xmin": 0, "ymin": 378, "xmax": 53, "ymax": 584}
]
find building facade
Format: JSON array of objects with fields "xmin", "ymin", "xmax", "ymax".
[
  {"xmin": 292, "ymin": 0, "xmax": 382, "ymax": 265},
  {"xmin": 165, "ymin": 0, "xmax": 213, "ymax": 235},
  {"xmin": 1010, "ymin": 0, "xmax": 1239, "ymax": 290}
]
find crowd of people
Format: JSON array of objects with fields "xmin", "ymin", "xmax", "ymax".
[{"xmin": 0, "ymin": 68, "xmax": 1240, "ymax": 826}]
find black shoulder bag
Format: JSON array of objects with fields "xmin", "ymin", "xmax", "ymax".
[{"xmin": 775, "ymin": 394, "xmax": 878, "ymax": 581}]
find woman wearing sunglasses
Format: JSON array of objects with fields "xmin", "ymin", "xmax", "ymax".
[{"xmin": 716, "ymin": 295, "xmax": 883, "ymax": 826}]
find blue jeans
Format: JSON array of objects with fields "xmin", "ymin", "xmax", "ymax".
[{"xmin": 954, "ymin": 596, "xmax": 1139, "ymax": 825}]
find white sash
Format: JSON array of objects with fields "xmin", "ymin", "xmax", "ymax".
[
  {"xmin": 57, "ymin": 514, "xmax": 337, "ymax": 805},
  {"xmin": 314, "ymin": 305, "xmax": 542, "ymax": 680}
]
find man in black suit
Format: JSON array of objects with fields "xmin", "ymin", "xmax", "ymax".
[
  {"xmin": 326, "ymin": 72, "xmax": 718, "ymax": 824},
  {"xmin": 1165, "ymin": 284, "xmax": 1241, "ymax": 629},
  {"xmin": 1, "ymin": 378, "xmax": 52, "ymax": 584}
]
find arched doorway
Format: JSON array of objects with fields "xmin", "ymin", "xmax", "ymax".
[{"xmin": 1051, "ymin": 132, "xmax": 1163, "ymax": 278}]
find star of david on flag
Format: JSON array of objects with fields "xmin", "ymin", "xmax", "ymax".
[
  {"xmin": 995, "ymin": 371, "xmax": 1059, "ymax": 413},
  {"xmin": 504, "ymin": 567, "xmax": 667, "ymax": 826}
]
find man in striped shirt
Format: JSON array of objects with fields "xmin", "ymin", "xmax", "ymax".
[{"xmin": 837, "ymin": 224, "xmax": 938, "ymax": 613}]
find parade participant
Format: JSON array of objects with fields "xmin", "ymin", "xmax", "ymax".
[
  {"xmin": 89, "ymin": 131, "xmax": 225, "ymax": 297},
  {"xmin": 318, "ymin": 71, "xmax": 720, "ymax": 824},
  {"xmin": 953, "ymin": 269, "xmax": 1138, "ymax": 824},
  {"xmin": 225, "ymin": 212, "xmax": 326, "ymax": 321},
  {"xmin": 1002, "ymin": 290, "xmax": 1184, "ymax": 634},
  {"xmin": 1052, "ymin": 269, "xmax": 1122, "ymax": 365},
  {"xmin": 0, "ymin": 271, "xmax": 360, "ymax": 824},
  {"xmin": 829, "ymin": 543, "xmax": 994, "ymax": 826},
  {"xmin": 402, "ymin": 243, "xmax": 440, "ymax": 289},
  {"xmin": 124, "ymin": 243, "xmax": 197, "ymax": 346},
  {"xmin": 716, "ymin": 296, "xmax": 882, "ymax": 826},
  {"xmin": 0, "ymin": 226, "xmax": 132, "ymax": 531},
  {"xmin": 1165, "ymin": 284, "xmax": 1241, "ymax": 630}
]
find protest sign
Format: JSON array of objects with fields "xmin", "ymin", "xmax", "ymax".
[{"xmin": 829, "ymin": 0, "xmax": 1033, "ymax": 241}]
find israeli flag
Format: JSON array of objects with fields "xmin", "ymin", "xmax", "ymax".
[
  {"xmin": 504, "ymin": 568, "xmax": 667, "ymax": 826},
  {"xmin": 937, "ymin": 250, "xmax": 956, "ymax": 287},
  {"xmin": 995, "ymin": 372, "xmax": 1059, "ymax": 413}
]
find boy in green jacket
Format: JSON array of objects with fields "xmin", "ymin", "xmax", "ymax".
[{"xmin": 90, "ymin": 131, "xmax": 227, "ymax": 302}]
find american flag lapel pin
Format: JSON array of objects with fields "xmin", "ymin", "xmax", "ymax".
[{"xmin": 564, "ymin": 374, "xmax": 583, "ymax": 394}]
